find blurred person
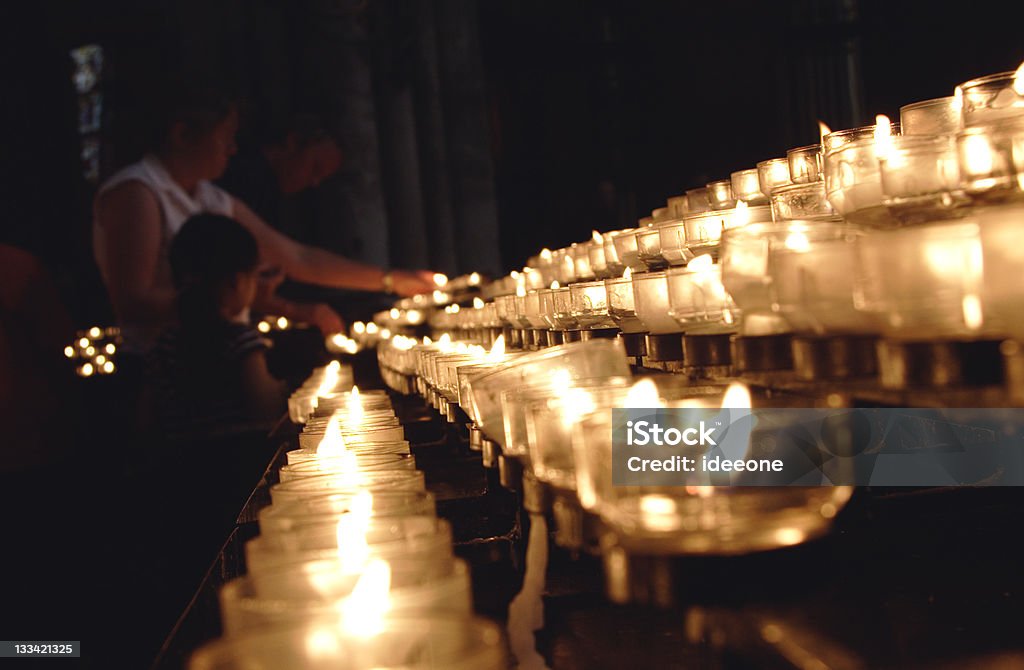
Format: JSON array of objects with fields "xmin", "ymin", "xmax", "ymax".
[
  {"xmin": 93, "ymin": 83, "xmax": 435, "ymax": 360},
  {"xmin": 147, "ymin": 214, "xmax": 285, "ymax": 438}
]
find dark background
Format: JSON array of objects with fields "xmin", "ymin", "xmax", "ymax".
[{"xmin": 2, "ymin": 0, "xmax": 1023, "ymax": 327}]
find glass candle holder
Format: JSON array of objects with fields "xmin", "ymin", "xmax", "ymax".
[
  {"xmin": 757, "ymin": 157, "xmax": 792, "ymax": 197},
  {"xmin": 574, "ymin": 397, "xmax": 853, "ymax": 555},
  {"xmin": 879, "ymin": 134, "xmax": 965, "ymax": 222},
  {"xmin": 524, "ymin": 380, "xmax": 631, "ymax": 491},
  {"xmin": 298, "ymin": 425, "xmax": 406, "ymax": 451},
  {"xmin": 956, "ymin": 119, "xmax": 1024, "ymax": 199},
  {"xmin": 551, "ymin": 286, "xmax": 578, "ymax": 330},
  {"xmin": 632, "ymin": 271, "xmax": 680, "ymax": 334},
  {"xmin": 219, "ymin": 558, "xmax": 472, "ymax": 636},
  {"xmin": 245, "ymin": 517, "xmax": 454, "ymax": 576},
  {"xmin": 854, "ymin": 218, "xmax": 992, "ymax": 339},
  {"xmin": 824, "ymin": 137, "xmax": 898, "ymax": 227},
  {"xmin": 769, "ymin": 181, "xmax": 836, "ymax": 222},
  {"xmin": 975, "ymin": 203, "xmax": 1024, "ymax": 338},
  {"xmin": 822, "ymin": 122, "xmax": 898, "ymax": 155},
  {"xmin": 588, "ymin": 235, "xmax": 610, "ymax": 279},
  {"xmin": 958, "ymin": 71, "xmax": 1024, "ymax": 128},
  {"xmin": 270, "ymin": 470, "xmax": 427, "ymax": 506},
  {"xmin": 613, "ymin": 229, "xmax": 648, "ymax": 272},
  {"xmin": 602, "ymin": 230, "xmax": 630, "ymax": 277},
  {"xmin": 523, "ymin": 290, "xmax": 549, "ymax": 330},
  {"xmin": 900, "ymin": 96, "xmax": 960, "ymax": 136},
  {"xmin": 656, "ymin": 219, "xmax": 689, "ymax": 266},
  {"xmin": 604, "ymin": 275, "xmax": 646, "ymax": 334},
  {"xmin": 706, "ymin": 180, "xmax": 735, "ymax": 210},
  {"xmin": 466, "ymin": 339, "xmax": 630, "ymax": 441},
  {"xmin": 731, "ymin": 168, "xmax": 768, "ymax": 204},
  {"xmin": 686, "ymin": 187, "xmax": 710, "ymax": 214},
  {"xmin": 787, "ymin": 144, "xmax": 823, "ymax": 184},
  {"xmin": 258, "ymin": 491, "xmax": 436, "ymax": 538},
  {"xmin": 683, "ymin": 204, "xmax": 773, "ymax": 257},
  {"xmin": 652, "ymin": 207, "xmax": 669, "ymax": 222},
  {"xmin": 278, "ymin": 454, "xmax": 417, "ymax": 483},
  {"xmin": 569, "ymin": 280, "xmax": 616, "ymax": 329},
  {"xmin": 637, "ymin": 226, "xmax": 669, "ymax": 271},
  {"xmin": 666, "ymin": 258, "xmax": 739, "ymax": 334},
  {"xmin": 571, "ymin": 242, "xmax": 596, "ymax": 281},
  {"xmin": 287, "ymin": 442, "xmax": 412, "ymax": 466},
  {"xmin": 666, "ymin": 195, "xmax": 689, "ymax": 218},
  {"xmin": 457, "ymin": 364, "xmax": 500, "ymax": 420},
  {"xmin": 189, "ymin": 616, "xmax": 507, "ymax": 670},
  {"xmin": 721, "ymin": 225, "xmax": 790, "ymax": 336}
]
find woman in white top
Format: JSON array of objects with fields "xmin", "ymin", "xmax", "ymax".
[{"xmin": 93, "ymin": 90, "xmax": 435, "ymax": 353}]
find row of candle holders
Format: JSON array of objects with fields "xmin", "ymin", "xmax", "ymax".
[
  {"xmin": 376, "ymin": 334, "xmax": 853, "ymax": 606},
  {"xmin": 367, "ymin": 63, "xmax": 1024, "ymax": 397},
  {"xmin": 188, "ymin": 361, "xmax": 508, "ymax": 669}
]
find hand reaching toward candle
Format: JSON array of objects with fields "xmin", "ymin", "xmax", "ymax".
[
  {"xmin": 306, "ymin": 303, "xmax": 345, "ymax": 336},
  {"xmin": 386, "ymin": 269, "xmax": 439, "ymax": 297}
]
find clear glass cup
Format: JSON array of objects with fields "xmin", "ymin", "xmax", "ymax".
[
  {"xmin": 604, "ymin": 275, "xmax": 646, "ymax": 334},
  {"xmin": 757, "ymin": 157, "xmax": 792, "ymax": 197},
  {"xmin": 731, "ymin": 168, "xmax": 768, "ymax": 204},
  {"xmin": 188, "ymin": 616, "xmax": 507, "ymax": 670},
  {"xmin": 613, "ymin": 229, "xmax": 648, "ymax": 272},
  {"xmin": 219, "ymin": 558, "xmax": 472, "ymax": 636},
  {"xmin": 258, "ymin": 491, "xmax": 436, "ymax": 538},
  {"xmin": 686, "ymin": 187, "xmax": 710, "ymax": 213},
  {"xmin": 683, "ymin": 204, "xmax": 773, "ymax": 257},
  {"xmin": 975, "ymin": 203, "xmax": 1024, "ymax": 338},
  {"xmin": 602, "ymin": 230, "xmax": 631, "ymax": 277},
  {"xmin": 770, "ymin": 181, "xmax": 836, "ymax": 222},
  {"xmin": 278, "ymin": 454, "xmax": 417, "ymax": 483},
  {"xmin": 571, "ymin": 242, "xmax": 596, "ymax": 281},
  {"xmin": 666, "ymin": 258, "xmax": 740, "ymax": 334},
  {"xmin": 706, "ymin": 179, "xmax": 735, "ymax": 210},
  {"xmin": 588, "ymin": 235, "xmax": 610, "ymax": 279},
  {"xmin": 574, "ymin": 399, "xmax": 853, "ymax": 555},
  {"xmin": 297, "ymin": 425, "xmax": 406, "ymax": 451},
  {"xmin": 822, "ymin": 121, "xmax": 898, "ymax": 155},
  {"xmin": 632, "ymin": 270, "xmax": 679, "ymax": 334},
  {"xmin": 900, "ymin": 96, "xmax": 960, "ymax": 136},
  {"xmin": 666, "ymin": 195, "xmax": 689, "ymax": 218},
  {"xmin": 656, "ymin": 219, "xmax": 689, "ymax": 266},
  {"xmin": 957, "ymin": 71, "xmax": 1024, "ymax": 128},
  {"xmin": 569, "ymin": 280, "xmax": 616, "ymax": 329},
  {"xmin": 637, "ymin": 226, "xmax": 669, "ymax": 271},
  {"xmin": 956, "ymin": 119, "xmax": 1024, "ymax": 200},
  {"xmin": 854, "ymin": 217, "xmax": 993, "ymax": 338},
  {"xmin": 824, "ymin": 137, "xmax": 898, "ymax": 227},
  {"xmin": 465, "ymin": 339, "xmax": 631, "ymax": 441},
  {"xmin": 270, "ymin": 470, "xmax": 427, "ymax": 506},
  {"xmin": 787, "ymin": 144, "xmax": 822, "ymax": 184},
  {"xmin": 287, "ymin": 442, "xmax": 412, "ymax": 466},
  {"xmin": 878, "ymin": 134, "xmax": 964, "ymax": 224}
]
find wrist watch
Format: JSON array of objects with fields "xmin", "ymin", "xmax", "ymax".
[{"xmin": 382, "ymin": 270, "xmax": 395, "ymax": 294}]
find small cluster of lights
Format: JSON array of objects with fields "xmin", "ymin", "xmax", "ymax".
[
  {"xmin": 256, "ymin": 316, "xmax": 292, "ymax": 334},
  {"xmin": 64, "ymin": 325, "xmax": 120, "ymax": 377},
  {"xmin": 328, "ymin": 333, "xmax": 360, "ymax": 355}
]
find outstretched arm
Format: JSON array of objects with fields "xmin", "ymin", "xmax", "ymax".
[{"xmin": 231, "ymin": 197, "xmax": 436, "ymax": 296}]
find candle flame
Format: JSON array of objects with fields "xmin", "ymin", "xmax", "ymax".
[
  {"xmin": 318, "ymin": 363, "xmax": 341, "ymax": 397},
  {"xmin": 432, "ymin": 289, "xmax": 447, "ymax": 303},
  {"xmin": 550, "ymin": 368, "xmax": 572, "ymax": 389},
  {"xmin": 380, "ymin": 328, "xmax": 391, "ymax": 339},
  {"xmin": 874, "ymin": 113, "xmax": 894, "ymax": 159},
  {"xmin": 433, "ymin": 272, "xmax": 448, "ymax": 287},
  {"xmin": 422, "ymin": 336, "xmax": 432, "ymax": 345},
  {"xmin": 339, "ymin": 558, "xmax": 392, "ymax": 638},
  {"xmin": 88, "ymin": 326, "xmax": 101, "ymax": 338},
  {"xmin": 366, "ymin": 322, "xmax": 379, "ymax": 334},
  {"xmin": 474, "ymin": 297, "xmax": 485, "ymax": 309},
  {"xmin": 962, "ymin": 294, "xmax": 984, "ymax": 330},
  {"xmin": 389, "ymin": 308, "xmax": 400, "ymax": 320},
  {"xmin": 277, "ymin": 316, "xmax": 290, "ymax": 330},
  {"xmin": 353, "ymin": 321, "xmax": 366, "ymax": 334},
  {"xmin": 64, "ymin": 346, "xmax": 74, "ymax": 358},
  {"xmin": 335, "ymin": 490, "xmax": 374, "ymax": 573},
  {"xmin": 733, "ymin": 199, "xmax": 750, "ymax": 226},
  {"xmin": 317, "ymin": 416, "xmax": 347, "ymax": 459},
  {"xmin": 624, "ymin": 378, "xmax": 662, "ymax": 408},
  {"xmin": 818, "ymin": 120, "xmax": 832, "ymax": 143},
  {"xmin": 784, "ymin": 230, "xmax": 811, "ymax": 253},
  {"xmin": 105, "ymin": 343, "xmax": 116, "ymax": 354},
  {"xmin": 1014, "ymin": 60, "xmax": 1024, "ymax": 96},
  {"xmin": 487, "ymin": 334, "xmax": 506, "ymax": 361},
  {"xmin": 722, "ymin": 382, "xmax": 752, "ymax": 409},
  {"xmin": 592, "ymin": 229, "xmax": 604, "ymax": 244},
  {"xmin": 469, "ymin": 272, "xmax": 481, "ymax": 285},
  {"xmin": 450, "ymin": 304, "xmax": 460, "ymax": 313},
  {"xmin": 561, "ymin": 387, "xmax": 597, "ymax": 428},
  {"xmin": 406, "ymin": 309, "xmax": 423, "ymax": 324},
  {"xmin": 540, "ymin": 248, "xmax": 552, "ymax": 261},
  {"xmin": 439, "ymin": 333, "xmax": 452, "ymax": 347},
  {"xmin": 622, "ymin": 267, "xmax": 632, "ymax": 280},
  {"xmin": 962, "ymin": 133, "xmax": 995, "ymax": 176},
  {"xmin": 550, "ymin": 280, "xmax": 560, "ymax": 289}
]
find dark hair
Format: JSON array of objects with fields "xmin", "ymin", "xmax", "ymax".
[
  {"xmin": 147, "ymin": 78, "xmax": 238, "ymax": 152},
  {"xmin": 170, "ymin": 214, "xmax": 259, "ymax": 326}
]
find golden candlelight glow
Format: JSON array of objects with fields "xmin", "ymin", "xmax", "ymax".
[
  {"xmin": 257, "ymin": 321, "xmax": 271, "ymax": 333},
  {"xmin": 422, "ymin": 336, "xmax": 432, "ymax": 345},
  {"xmin": 622, "ymin": 267, "xmax": 632, "ymax": 280},
  {"xmin": 486, "ymin": 335, "xmax": 506, "ymax": 361},
  {"xmin": 105, "ymin": 343, "xmax": 116, "ymax": 355},
  {"xmin": 722, "ymin": 382, "xmax": 753, "ymax": 409},
  {"xmin": 433, "ymin": 272, "xmax": 449, "ymax": 287},
  {"xmin": 406, "ymin": 309, "xmax": 423, "ymax": 324},
  {"xmin": 550, "ymin": 368, "xmax": 572, "ymax": 389},
  {"xmin": 379, "ymin": 328, "xmax": 392, "ymax": 339},
  {"xmin": 439, "ymin": 333, "xmax": 452, "ymax": 347},
  {"xmin": 470, "ymin": 272, "xmax": 482, "ymax": 285},
  {"xmin": 624, "ymin": 378, "xmax": 661, "ymax": 408},
  {"xmin": 102, "ymin": 361, "xmax": 115, "ymax": 374},
  {"xmin": 474, "ymin": 297, "xmax": 485, "ymax": 309},
  {"xmin": 962, "ymin": 294, "xmax": 984, "ymax": 330},
  {"xmin": 80, "ymin": 362, "xmax": 94, "ymax": 377},
  {"xmin": 304, "ymin": 628, "xmax": 341, "ymax": 659},
  {"xmin": 550, "ymin": 280, "xmax": 560, "ymax": 289},
  {"xmin": 88, "ymin": 326, "xmax": 101, "ymax": 338},
  {"xmin": 561, "ymin": 387, "xmax": 596, "ymax": 429},
  {"xmin": 353, "ymin": 321, "xmax": 366, "ymax": 334},
  {"xmin": 85, "ymin": 346, "xmax": 96, "ymax": 357},
  {"xmin": 540, "ymin": 248, "xmax": 552, "ymax": 262},
  {"xmin": 78, "ymin": 338, "xmax": 89, "ymax": 348},
  {"xmin": 365, "ymin": 322, "xmax": 379, "ymax": 334},
  {"xmin": 277, "ymin": 316, "xmax": 289, "ymax": 330},
  {"xmin": 732, "ymin": 199, "xmax": 750, "ymax": 227},
  {"xmin": 1014, "ymin": 60, "xmax": 1024, "ymax": 96},
  {"xmin": 432, "ymin": 289, "xmax": 447, "ymax": 303},
  {"xmin": 874, "ymin": 113, "xmax": 894, "ymax": 159},
  {"xmin": 962, "ymin": 134, "xmax": 995, "ymax": 178},
  {"xmin": 335, "ymin": 490, "xmax": 374, "ymax": 573},
  {"xmin": 95, "ymin": 355, "xmax": 106, "ymax": 365},
  {"xmin": 340, "ymin": 558, "xmax": 392, "ymax": 638},
  {"xmin": 64, "ymin": 346, "xmax": 74, "ymax": 358},
  {"xmin": 389, "ymin": 308, "xmax": 400, "ymax": 320},
  {"xmin": 592, "ymin": 230, "xmax": 603, "ymax": 244},
  {"xmin": 818, "ymin": 120, "xmax": 832, "ymax": 142},
  {"xmin": 450, "ymin": 303, "xmax": 461, "ymax": 313},
  {"xmin": 784, "ymin": 230, "xmax": 811, "ymax": 253},
  {"xmin": 688, "ymin": 254, "xmax": 714, "ymax": 272}
]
